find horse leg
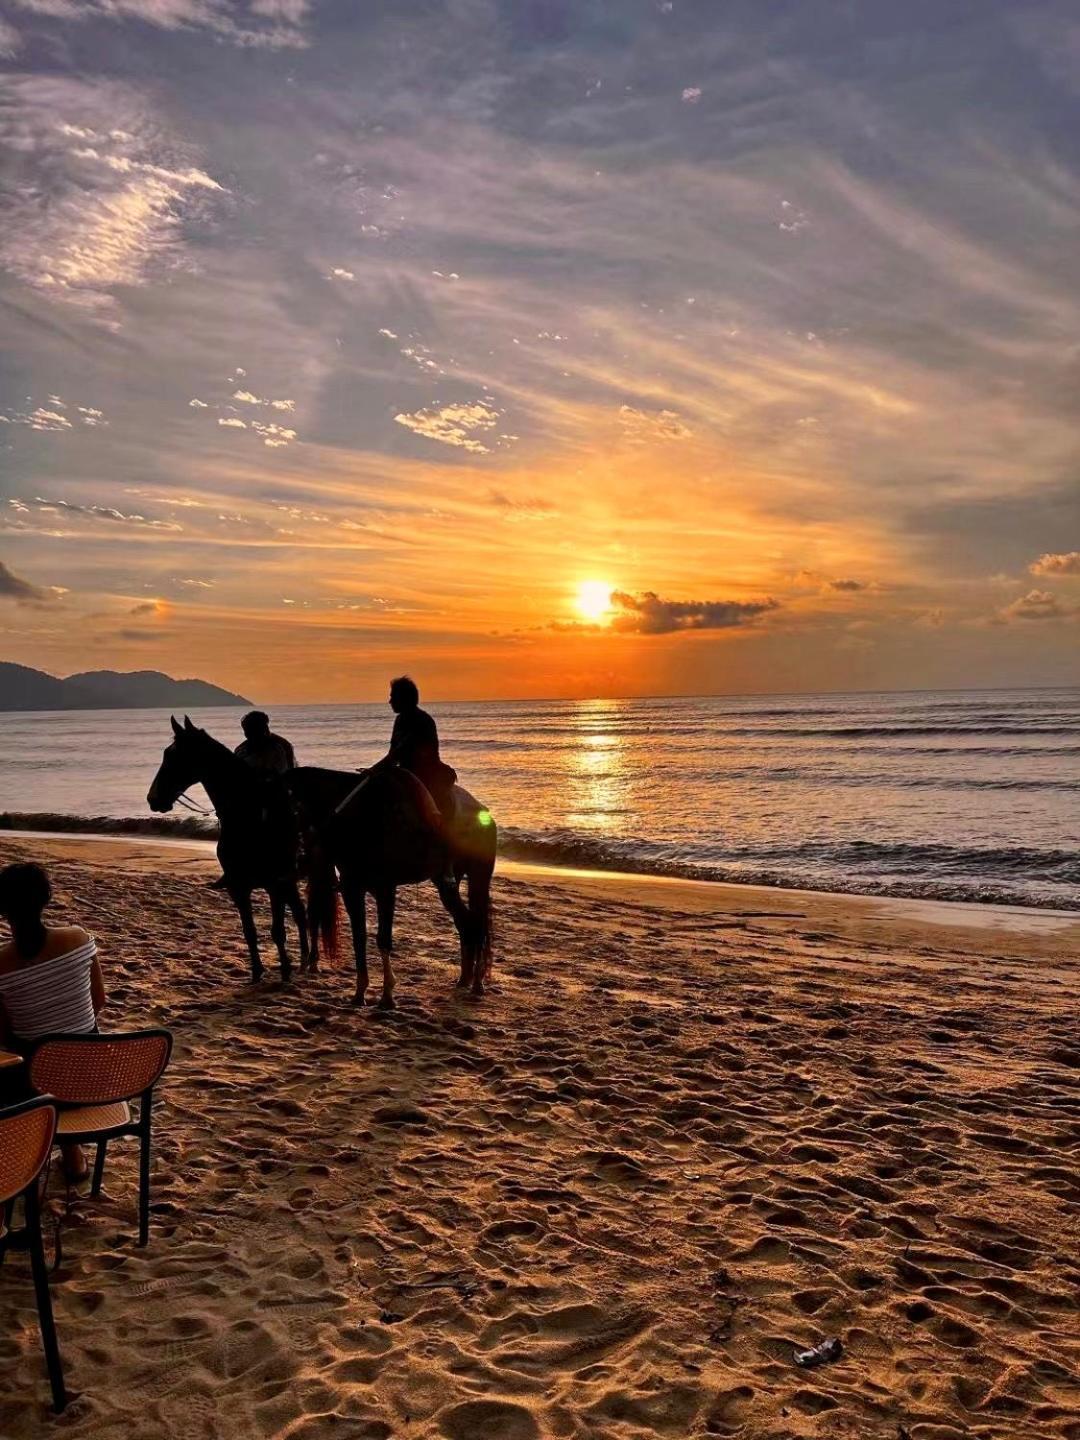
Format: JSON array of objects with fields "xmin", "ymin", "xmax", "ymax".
[
  {"xmin": 466, "ymin": 860, "xmax": 494, "ymax": 996},
  {"xmin": 269, "ymin": 888, "xmax": 293, "ymax": 983},
  {"xmin": 435, "ymin": 877, "xmax": 473, "ymax": 990},
  {"xmin": 286, "ymin": 881, "xmax": 309, "ymax": 972},
  {"xmin": 230, "ymin": 887, "xmax": 263, "ymax": 984},
  {"xmin": 374, "ymin": 886, "xmax": 396, "ymax": 1011},
  {"xmin": 340, "ymin": 875, "xmax": 369, "ymax": 1006}
]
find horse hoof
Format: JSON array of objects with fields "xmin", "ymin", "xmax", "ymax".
[
  {"xmin": 376, "ymin": 995, "xmax": 396, "ymax": 1012},
  {"xmin": 351, "ymin": 993, "xmax": 366, "ymax": 1007}
]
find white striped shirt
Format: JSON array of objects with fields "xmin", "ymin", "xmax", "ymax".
[{"xmin": 0, "ymin": 938, "xmax": 97, "ymax": 1043}]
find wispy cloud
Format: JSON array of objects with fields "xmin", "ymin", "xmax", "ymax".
[
  {"xmin": 0, "ymin": 559, "xmax": 61, "ymax": 605},
  {"xmin": 6, "ymin": 0, "xmax": 310, "ymax": 49},
  {"xmin": 0, "ymin": 77, "xmax": 226, "ymax": 313},
  {"xmin": 395, "ymin": 401, "xmax": 500, "ymax": 454},
  {"xmin": 15, "ymin": 496, "xmax": 182, "ymax": 531}
]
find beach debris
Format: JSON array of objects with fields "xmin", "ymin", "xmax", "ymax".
[{"xmin": 794, "ymin": 1336, "xmax": 843, "ymax": 1368}]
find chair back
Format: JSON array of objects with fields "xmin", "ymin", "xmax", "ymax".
[
  {"xmin": 0, "ymin": 1097, "xmax": 58, "ymax": 1205},
  {"xmin": 28, "ymin": 1031, "xmax": 173, "ymax": 1107}
]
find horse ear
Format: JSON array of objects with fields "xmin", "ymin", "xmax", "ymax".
[
  {"xmin": 171, "ymin": 715, "xmax": 183, "ymax": 737},
  {"xmin": 183, "ymin": 714, "xmax": 195, "ymax": 732}
]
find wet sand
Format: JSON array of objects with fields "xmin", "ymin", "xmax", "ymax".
[{"xmin": 0, "ymin": 834, "xmax": 1077, "ymax": 1439}]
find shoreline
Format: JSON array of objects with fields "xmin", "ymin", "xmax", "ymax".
[{"xmin": 4, "ymin": 828, "xmax": 1078, "ymax": 945}]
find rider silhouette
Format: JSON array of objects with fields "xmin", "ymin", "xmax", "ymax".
[
  {"xmin": 382, "ymin": 677, "xmax": 457, "ymax": 824},
  {"xmin": 208, "ymin": 711, "xmax": 296, "ymax": 889},
  {"xmin": 235, "ymin": 711, "xmax": 296, "ymax": 775}
]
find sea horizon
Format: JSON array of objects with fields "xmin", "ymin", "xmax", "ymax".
[{"xmin": 4, "ymin": 686, "xmax": 1077, "ymax": 913}]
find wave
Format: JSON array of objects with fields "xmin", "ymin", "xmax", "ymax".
[
  {"xmin": 3, "ymin": 812, "xmax": 1075, "ymax": 911},
  {"xmin": 0, "ymin": 811, "xmax": 218, "ymax": 840},
  {"xmin": 498, "ymin": 828, "xmax": 1080, "ymax": 909}
]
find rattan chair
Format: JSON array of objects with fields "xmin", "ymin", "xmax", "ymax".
[
  {"xmin": 27, "ymin": 1030, "xmax": 173, "ymax": 1247},
  {"xmin": 0, "ymin": 1097, "xmax": 67, "ymax": 1412}
]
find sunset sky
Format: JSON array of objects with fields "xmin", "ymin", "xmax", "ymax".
[{"xmin": 1, "ymin": 0, "xmax": 1078, "ymax": 701}]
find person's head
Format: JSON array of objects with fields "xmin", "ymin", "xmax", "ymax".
[
  {"xmin": 389, "ymin": 675, "xmax": 419, "ymax": 713},
  {"xmin": 0, "ymin": 862, "xmax": 51, "ymax": 934},
  {"xmin": 241, "ymin": 710, "xmax": 271, "ymax": 741}
]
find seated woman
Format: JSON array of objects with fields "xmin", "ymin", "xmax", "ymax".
[{"xmin": 0, "ymin": 862, "xmax": 107, "ymax": 1181}]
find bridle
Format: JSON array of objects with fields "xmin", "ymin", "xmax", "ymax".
[{"xmin": 174, "ymin": 791, "xmax": 214, "ymax": 816}]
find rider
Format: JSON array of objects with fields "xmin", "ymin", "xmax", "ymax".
[
  {"xmin": 382, "ymin": 677, "xmax": 457, "ymax": 821},
  {"xmin": 208, "ymin": 711, "xmax": 297, "ymax": 889},
  {"xmin": 235, "ymin": 711, "xmax": 296, "ymax": 775}
]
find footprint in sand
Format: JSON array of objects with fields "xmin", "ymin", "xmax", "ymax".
[{"xmin": 437, "ymin": 1399, "xmax": 539, "ymax": 1439}]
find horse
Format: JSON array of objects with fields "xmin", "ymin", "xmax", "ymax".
[
  {"xmin": 147, "ymin": 715, "xmax": 309, "ymax": 984},
  {"xmin": 286, "ymin": 765, "xmax": 497, "ymax": 1008}
]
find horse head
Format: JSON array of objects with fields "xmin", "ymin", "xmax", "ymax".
[{"xmin": 147, "ymin": 715, "xmax": 208, "ymax": 812}]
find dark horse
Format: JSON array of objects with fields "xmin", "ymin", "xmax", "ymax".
[
  {"xmin": 148, "ymin": 715, "xmax": 308, "ymax": 983},
  {"xmin": 147, "ymin": 719, "xmax": 497, "ymax": 1006},
  {"xmin": 286, "ymin": 765, "xmax": 497, "ymax": 1007}
]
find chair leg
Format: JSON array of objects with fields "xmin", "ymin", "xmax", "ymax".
[
  {"xmin": 91, "ymin": 1140, "xmax": 107, "ymax": 1198},
  {"xmin": 138, "ymin": 1098, "xmax": 153, "ymax": 1247},
  {"xmin": 25, "ymin": 1185, "xmax": 67, "ymax": 1413}
]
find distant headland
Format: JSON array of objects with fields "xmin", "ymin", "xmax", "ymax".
[{"xmin": 0, "ymin": 662, "xmax": 250, "ymax": 711}]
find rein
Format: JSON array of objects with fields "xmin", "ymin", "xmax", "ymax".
[{"xmin": 175, "ymin": 791, "xmax": 214, "ymax": 816}]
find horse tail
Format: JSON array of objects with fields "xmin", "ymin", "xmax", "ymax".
[{"xmin": 307, "ymin": 850, "xmax": 340, "ymax": 964}]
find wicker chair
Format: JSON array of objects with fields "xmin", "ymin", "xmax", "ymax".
[
  {"xmin": 0, "ymin": 1097, "xmax": 67, "ymax": 1412},
  {"xmin": 27, "ymin": 1030, "xmax": 173, "ymax": 1247}
]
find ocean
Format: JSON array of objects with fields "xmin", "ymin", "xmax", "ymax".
[{"xmin": 1, "ymin": 688, "xmax": 1078, "ymax": 910}]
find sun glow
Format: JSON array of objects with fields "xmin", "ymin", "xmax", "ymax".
[{"xmin": 575, "ymin": 579, "xmax": 614, "ymax": 623}]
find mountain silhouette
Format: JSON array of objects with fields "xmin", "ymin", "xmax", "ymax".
[{"xmin": 0, "ymin": 662, "xmax": 250, "ymax": 711}]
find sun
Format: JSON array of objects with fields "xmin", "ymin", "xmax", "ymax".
[{"xmin": 575, "ymin": 579, "xmax": 614, "ymax": 622}]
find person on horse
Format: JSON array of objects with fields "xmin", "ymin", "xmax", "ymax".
[
  {"xmin": 235, "ymin": 710, "xmax": 296, "ymax": 775},
  {"xmin": 208, "ymin": 711, "xmax": 296, "ymax": 889},
  {"xmin": 382, "ymin": 677, "xmax": 458, "ymax": 829}
]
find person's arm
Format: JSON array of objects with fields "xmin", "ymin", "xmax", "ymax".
[{"xmin": 284, "ymin": 740, "xmax": 297, "ymax": 769}]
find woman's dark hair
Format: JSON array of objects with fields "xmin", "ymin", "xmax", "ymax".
[
  {"xmin": 390, "ymin": 675, "xmax": 419, "ymax": 707},
  {"xmin": 0, "ymin": 862, "xmax": 51, "ymax": 922}
]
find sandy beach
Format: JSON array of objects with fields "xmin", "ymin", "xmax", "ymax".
[{"xmin": 0, "ymin": 834, "xmax": 1077, "ymax": 1440}]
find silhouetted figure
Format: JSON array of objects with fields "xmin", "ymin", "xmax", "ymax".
[
  {"xmin": 382, "ymin": 676, "xmax": 458, "ymax": 826},
  {"xmin": 235, "ymin": 710, "xmax": 296, "ymax": 775},
  {"xmin": 207, "ymin": 710, "xmax": 296, "ymax": 889}
]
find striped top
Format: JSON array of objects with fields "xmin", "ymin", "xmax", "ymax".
[{"xmin": 0, "ymin": 938, "xmax": 97, "ymax": 1043}]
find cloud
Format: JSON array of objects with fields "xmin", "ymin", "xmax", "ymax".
[
  {"xmin": 0, "ymin": 77, "xmax": 227, "ymax": 313},
  {"xmin": 827, "ymin": 578, "xmax": 866, "ymax": 592},
  {"xmin": 6, "ymin": 0, "xmax": 310, "ymax": 49},
  {"xmin": 618, "ymin": 406, "xmax": 692, "ymax": 442},
  {"xmin": 1030, "ymin": 551, "xmax": 1080, "ymax": 576},
  {"xmin": 1, "ymin": 396, "xmax": 107, "ymax": 430},
  {"xmin": 998, "ymin": 589, "xmax": 1070, "ymax": 622},
  {"xmin": 395, "ymin": 401, "xmax": 499, "ymax": 454},
  {"xmin": 609, "ymin": 591, "xmax": 779, "ymax": 635},
  {"xmin": 330, "ymin": 267, "xmax": 355, "ymax": 281},
  {"xmin": 251, "ymin": 421, "xmax": 297, "ymax": 448},
  {"xmin": 128, "ymin": 599, "xmax": 168, "ymax": 615},
  {"xmin": 218, "ymin": 417, "xmax": 247, "ymax": 428},
  {"xmin": 231, "ymin": 389, "xmax": 296, "ymax": 410},
  {"xmin": 487, "ymin": 490, "xmax": 558, "ymax": 520},
  {"xmin": 681, "ymin": 87, "xmax": 702, "ymax": 104},
  {"xmin": 0, "ymin": 17, "xmax": 20, "ymax": 56},
  {"xmin": 0, "ymin": 559, "xmax": 57, "ymax": 605},
  {"xmin": 24, "ymin": 496, "xmax": 183, "ymax": 531}
]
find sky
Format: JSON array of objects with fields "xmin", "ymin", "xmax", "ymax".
[{"xmin": 0, "ymin": 0, "xmax": 1078, "ymax": 702}]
